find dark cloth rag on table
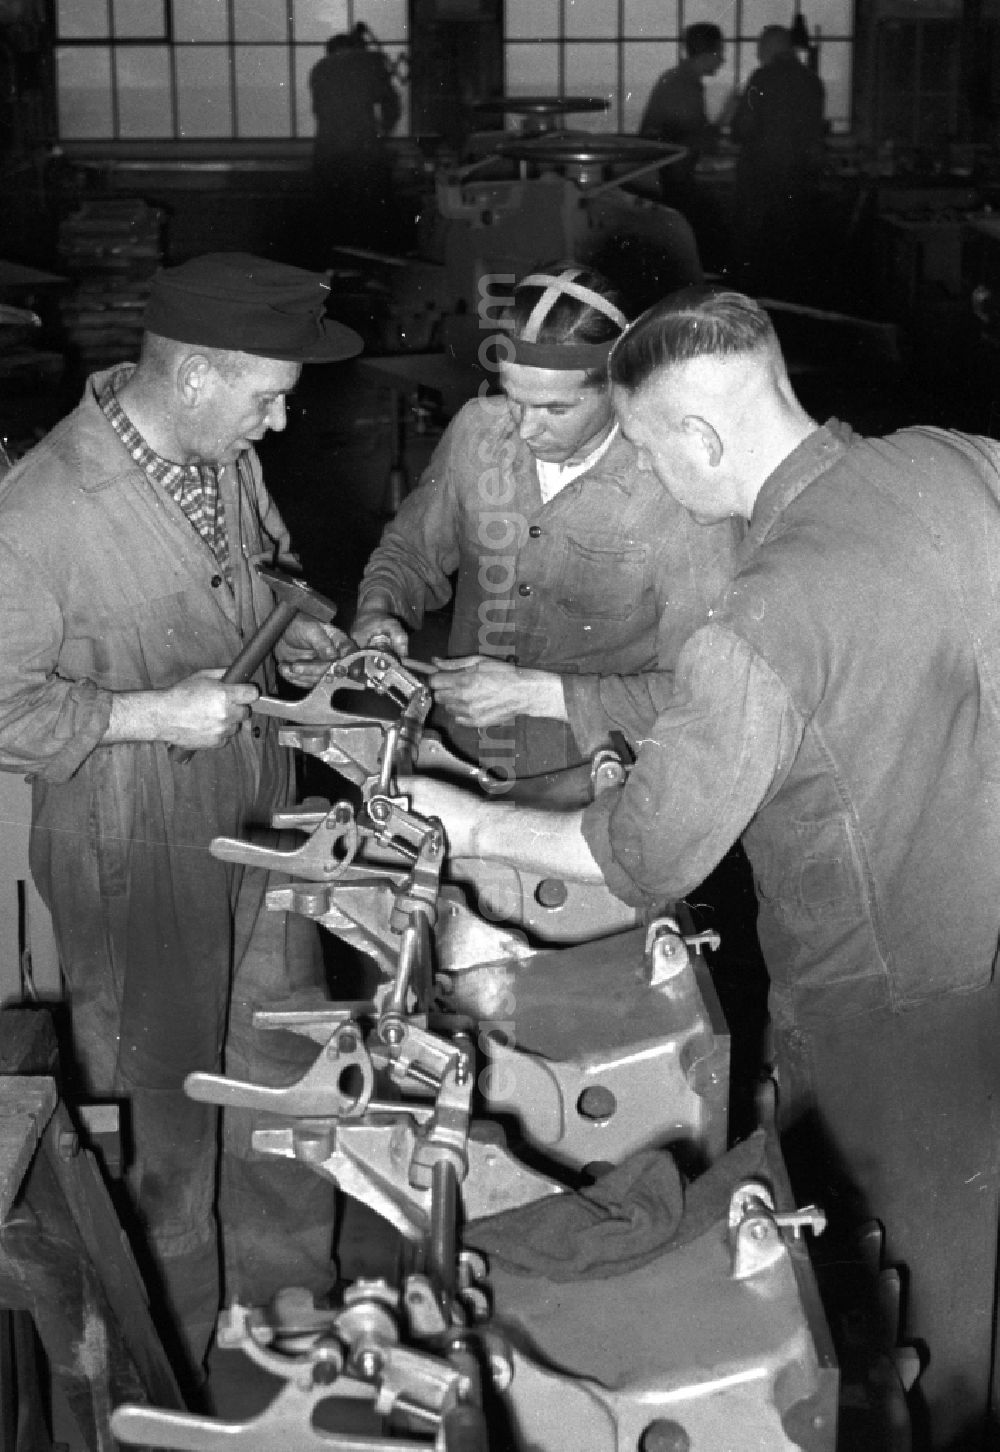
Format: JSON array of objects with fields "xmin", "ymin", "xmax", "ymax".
[{"xmin": 464, "ymin": 1131, "xmax": 768, "ymax": 1281}]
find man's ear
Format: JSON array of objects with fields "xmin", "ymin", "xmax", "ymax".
[
  {"xmin": 177, "ymin": 353, "xmax": 211, "ymax": 408},
  {"xmin": 681, "ymin": 414, "xmax": 723, "ymax": 467}
]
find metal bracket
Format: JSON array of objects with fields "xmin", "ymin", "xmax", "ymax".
[{"xmin": 729, "ymin": 1178, "xmax": 827, "ymax": 1280}]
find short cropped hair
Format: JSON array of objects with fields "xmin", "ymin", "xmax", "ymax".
[
  {"xmin": 608, "ymin": 287, "xmax": 776, "ymax": 393},
  {"xmin": 684, "ymin": 23, "xmax": 724, "ymax": 57}
]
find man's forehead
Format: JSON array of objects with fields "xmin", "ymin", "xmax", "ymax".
[
  {"xmin": 499, "ymin": 361, "xmax": 595, "ymax": 404},
  {"xmin": 241, "ymin": 355, "xmax": 301, "ymax": 390}
]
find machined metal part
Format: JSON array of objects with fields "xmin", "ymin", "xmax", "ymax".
[
  {"xmin": 211, "ymin": 801, "xmax": 360, "ymax": 880},
  {"xmin": 443, "ymin": 922, "xmax": 730, "ymax": 1170},
  {"xmin": 487, "ymin": 1170, "xmax": 836, "ymax": 1451},
  {"xmin": 447, "ymin": 855, "xmax": 640, "ymax": 944},
  {"xmin": 256, "ymin": 649, "xmax": 433, "ymax": 729},
  {"xmin": 360, "ymin": 794, "xmax": 442, "ymax": 864},
  {"xmin": 729, "ymin": 1179, "xmax": 828, "ymax": 1280},
  {"xmin": 185, "ymin": 1015, "xmax": 375, "ymax": 1118},
  {"xmin": 253, "ymin": 1096, "xmax": 565, "ymax": 1244},
  {"xmin": 272, "ymin": 718, "xmax": 494, "ymax": 793},
  {"xmin": 167, "ymin": 640, "xmax": 841, "ymax": 1451},
  {"xmin": 279, "ymin": 719, "xmax": 407, "ymax": 791},
  {"xmin": 112, "ymin": 1148, "xmax": 836, "ymax": 1451},
  {"xmin": 111, "ymin": 1290, "xmax": 477, "ymax": 1450},
  {"xmin": 269, "ymin": 872, "xmax": 530, "ymax": 984}
]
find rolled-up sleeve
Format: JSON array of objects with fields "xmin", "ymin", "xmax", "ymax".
[
  {"xmin": 0, "ymin": 536, "xmax": 112, "ymax": 781},
  {"xmin": 581, "ymin": 623, "xmax": 803, "ymax": 906}
]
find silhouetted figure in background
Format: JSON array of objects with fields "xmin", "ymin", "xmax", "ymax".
[
  {"xmin": 639, "ymin": 23, "xmax": 734, "ymax": 271},
  {"xmin": 730, "ymin": 25, "xmax": 826, "ymax": 299},
  {"xmin": 309, "ymin": 23, "xmax": 402, "ymax": 257}
]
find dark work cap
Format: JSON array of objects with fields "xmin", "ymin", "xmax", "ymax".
[{"xmin": 143, "ymin": 252, "xmax": 363, "ymax": 363}]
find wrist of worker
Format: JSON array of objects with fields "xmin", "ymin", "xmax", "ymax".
[
  {"xmin": 512, "ymin": 668, "xmax": 568, "ymax": 721},
  {"xmin": 105, "ymin": 689, "xmax": 164, "ymax": 743},
  {"xmin": 354, "ymin": 591, "xmax": 414, "ymax": 634}
]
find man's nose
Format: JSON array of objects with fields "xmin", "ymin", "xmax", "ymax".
[
  {"xmin": 517, "ymin": 408, "xmax": 544, "ymax": 442},
  {"xmin": 265, "ymin": 396, "xmax": 288, "ymax": 432}
]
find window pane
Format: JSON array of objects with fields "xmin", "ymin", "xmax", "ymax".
[
  {"xmin": 563, "ymin": 42, "xmax": 616, "ymax": 130},
  {"xmin": 292, "ymin": 0, "xmax": 349, "ymax": 42},
  {"xmin": 172, "ymin": 0, "xmax": 228, "ymax": 42},
  {"xmin": 234, "ymin": 0, "xmax": 288, "ymax": 42},
  {"xmin": 56, "ymin": 45, "xmax": 114, "ymax": 137},
  {"xmin": 817, "ymin": 0, "xmax": 854, "ymax": 37},
  {"xmin": 116, "ymin": 44, "xmax": 172, "ymax": 134},
  {"xmin": 623, "ymin": 41, "xmax": 677, "ymax": 132},
  {"xmin": 819, "ymin": 39, "xmax": 851, "ymax": 127},
  {"xmin": 236, "ymin": 45, "xmax": 291, "ymax": 134},
  {"xmin": 355, "ymin": 0, "xmax": 408, "ymax": 41},
  {"xmin": 295, "ymin": 43, "xmax": 325, "ymax": 135},
  {"xmin": 57, "ymin": 0, "xmax": 108, "ymax": 39},
  {"xmin": 505, "ymin": 42, "xmax": 559, "ymax": 95},
  {"xmin": 176, "ymin": 45, "xmax": 232, "ymax": 135},
  {"xmin": 740, "ymin": 0, "xmax": 800, "ymax": 38},
  {"xmin": 565, "ymin": 0, "xmax": 618, "ymax": 39},
  {"xmin": 506, "ymin": 0, "xmax": 559, "ymax": 41},
  {"xmin": 697, "ymin": 0, "xmax": 740, "ymax": 35},
  {"xmin": 624, "ymin": 0, "xmax": 680, "ymax": 38},
  {"xmin": 113, "ymin": 0, "xmax": 164, "ymax": 38},
  {"xmin": 170, "ymin": 0, "xmax": 222, "ymax": 40}
]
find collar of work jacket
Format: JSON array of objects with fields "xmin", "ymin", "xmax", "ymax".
[
  {"xmin": 73, "ymin": 366, "xmax": 229, "ymax": 493},
  {"xmin": 503, "ymin": 411, "xmax": 640, "ymax": 505},
  {"xmin": 743, "ymin": 418, "xmax": 857, "ymax": 554}
]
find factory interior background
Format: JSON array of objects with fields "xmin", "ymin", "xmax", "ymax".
[{"xmin": 2, "ymin": 0, "xmax": 1000, "ymax": 1449}]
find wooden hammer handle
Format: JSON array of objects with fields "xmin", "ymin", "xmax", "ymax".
[{"xmin": 169, "ymin": 599, "xmax": 299, "ymax": 764}]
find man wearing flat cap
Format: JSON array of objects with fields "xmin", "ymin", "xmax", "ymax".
[{"xmin": 0, "ymin": 253, "xmax": 361, "ymax": 1398}]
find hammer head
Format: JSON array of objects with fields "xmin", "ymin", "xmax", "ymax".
[{"xmin": 256, "ymin": 562, "xmax": 338, "ymax": 624}]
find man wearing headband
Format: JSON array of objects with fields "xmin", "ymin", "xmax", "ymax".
[
  {"xmin": 402, "ymin": 287, "xmax": 1000, "ymax": 1446},
  {"xmin": 0, "ymin": 253, "xmax": 361, "ymax": 1400},
  {"xmin": 353, "ymin": 265, "xmax": 740, "ymax": 781}
]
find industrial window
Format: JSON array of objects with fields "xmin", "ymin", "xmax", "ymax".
[
  {"xmin": 505, "ymin": 0, "xmax": 854, "ymax": 135},
  {"xmin": 54, "ymin": 0, "xmax": 851, "ymax": 141},
  {"xmin": 54, "ymin": 0, "xmax": 411, "ymax": 141}
]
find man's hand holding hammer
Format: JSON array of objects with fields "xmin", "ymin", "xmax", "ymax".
[
  {"xmin": 106, "ymin": 670, "xmax": 262, "ymax": 751},
  {"xmin": 104, "ymin": 563, "xmax": 354, "ymax": 753}
]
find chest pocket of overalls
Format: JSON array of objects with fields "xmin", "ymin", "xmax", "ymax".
[{"xmin": 554, "ymin": 537, "xmax": 647, "ymax": 621}]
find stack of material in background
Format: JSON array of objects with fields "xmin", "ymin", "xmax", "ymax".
[
  {"xmin": 57, "ymin": 198, "xmax": 164, "ymax": 374},
  {"xmin": 0, "ymin": 259, "xmax": 72, "ymax": 457}
]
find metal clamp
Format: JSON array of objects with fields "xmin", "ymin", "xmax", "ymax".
[
  {"xmin": 729, "ymin": 1178, "xmax": 827, "ymax": 1280},
  {"xmin": 211, "ymin": 801, "xmax": 360, "ymax": 881},
  {"xmin": 185, "ymin": 1013, "xmax": 375, "ymax": 1118},
  {"xmin": 111, "ymin": 1288, "xmax": 479, "ymax": 1450}
]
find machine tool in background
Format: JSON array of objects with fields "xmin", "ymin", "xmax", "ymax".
[{"xmin": 328, "ymin": 97, "xmax": 701, "ymax": 359}]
